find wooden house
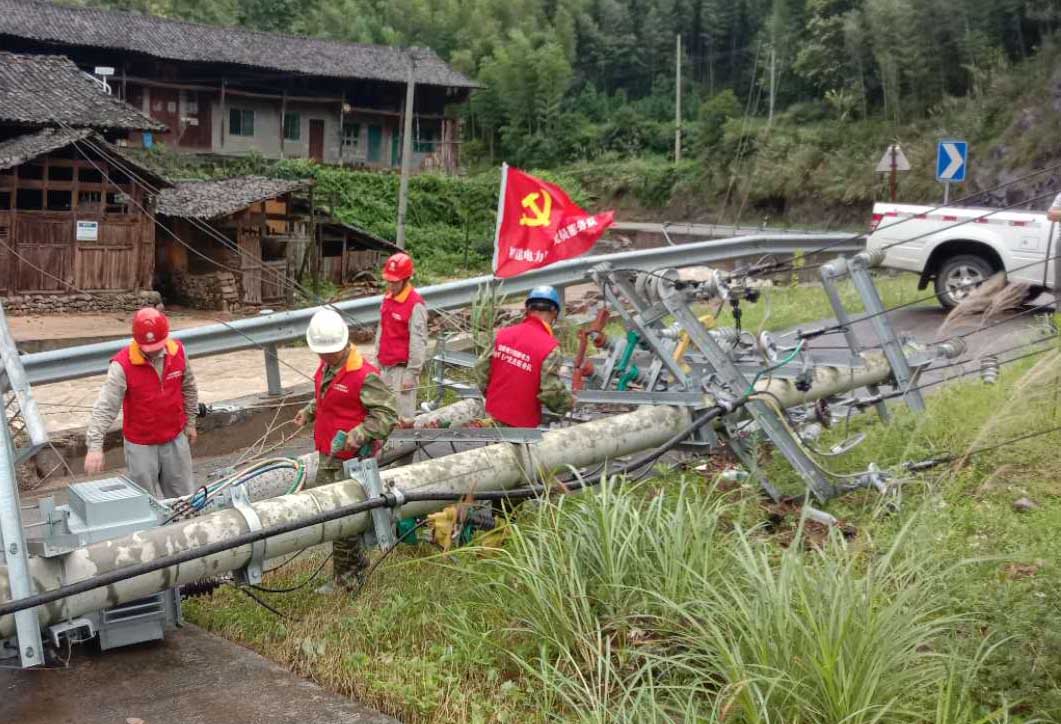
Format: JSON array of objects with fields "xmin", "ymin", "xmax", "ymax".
[
  {"xmin": 0, "ymin": 0, "xmax": 478, "ymax": 173},
  {"xmin": 0, "ymin": 52, "xmax": 168, "ymax": 306}
]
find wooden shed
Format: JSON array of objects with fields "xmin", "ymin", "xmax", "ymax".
[
  {"xmin": 155, "ymin": 177, "xmax": 401, "ymax": 311},
  {"xmin": 0, "ymin": 128, "xmax": 169, "ymax": 297}
]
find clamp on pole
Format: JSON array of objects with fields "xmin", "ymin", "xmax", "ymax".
[
  {"xmin": 344, "ymin": 458, "xmax": 396, "ymax": 550},
  {"xmin": 226, "ymin": 484, "xmax": 265, "ymax": 585}
]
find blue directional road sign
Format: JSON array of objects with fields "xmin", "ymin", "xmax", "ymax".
[{"xmin": 936, "ymin": 140, "xmax": 968, "ymax": 183}]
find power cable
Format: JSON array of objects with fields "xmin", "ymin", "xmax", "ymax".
[
  {"xmin": 753, "ymin": 163, "xmax": 1061, "ymax": 278},
  {"xmin": 903, "ymin": 423, "xmax": 1061, "ymax": 472},
  {"xmin": 73, "ymin": 133, "xmax": 474, "ymax": 343},
  {"xmin": 228, "ymin": 581, "xmax": 296, "ymax": 621}
]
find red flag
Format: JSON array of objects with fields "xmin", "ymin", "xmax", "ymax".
[{"xmin": 492, "ymin": 164, "xmax": 615, "ymax": 278}]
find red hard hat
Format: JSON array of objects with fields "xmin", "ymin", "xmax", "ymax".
[
  {"xmin": 382, "ymin": 252, "xmax": 414, "ymax": 282},
  {"xmin": 132, "ymin": 308, "xmax": 170, "ymax": 353}
]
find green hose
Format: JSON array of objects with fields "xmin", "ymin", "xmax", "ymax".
[{"xmin": 745, "ymin": 340, "xmax": 805, "ymax": 395}]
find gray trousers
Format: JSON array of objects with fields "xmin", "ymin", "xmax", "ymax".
[
  {"xmin": 123, "ymin": 433, "xmax": 194, "ymax": 499},
  {"xmin": 380, "ymin": 364, "xmax": 417, "ymax": 419}
]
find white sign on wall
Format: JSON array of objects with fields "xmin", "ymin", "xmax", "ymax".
[{"xmin": 76, "ymin": 220, "xmax": 99, "ymax": 241}]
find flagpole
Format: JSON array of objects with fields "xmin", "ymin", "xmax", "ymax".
[{"xmin": 491, "ymin": 163, "xmax": 509, "ymax": 277}]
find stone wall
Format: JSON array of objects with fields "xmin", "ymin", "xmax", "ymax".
[{"xmin": 2, "ymin": 290, "xmax": 162, "ymax": 315}]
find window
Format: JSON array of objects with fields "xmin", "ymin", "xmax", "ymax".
[
  {"xmin": 48, "ymin": 165, "xmax": 74, "ymax": 182},
  {"xmin": 341, "ymin": 121, "xmax": 360, "ymax": 150},
  {"xmin": 229, "ymin": 108, "xmax": 255, "ymax": 137},
  {"xmin": 19, "ymin": 164, "xmax": 43, "ymax": 181},
  {"xmin": 16, "ymin": 189, "xmax": 43, "ymax": 210},
  {"xmin": 105, "ymin": 191, "xmax": 129, "ymax": 215},
  {"xmin": 283, "ymin": 112, "xmax": 301, "ymax": 141},
  {"xmin": 414, "ymin": 127, "xmax": 439, "ymax": 154},
  {"xmin": 78, "ymin": 191, "xmax": 102, "ymax": 211},
  {"xmin": 0, "ymin": 191, "xmax": 10, "ymax": 209},
  {"xmin": 78, "ymin": 167, "xmax": 103, "ymax": 184},
  {"xmin": 46, "ymin": 190, "xmax": 72, "ymax": 211}
]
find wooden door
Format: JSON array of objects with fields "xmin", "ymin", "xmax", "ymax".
[
  {"xmin": 75, "ymin": 221, "xmax": 137, "ymax": 291},
  {"xmin": 238, "ymin": 225, "xmax": 263, "ymax": 304},
  {"xmin": 309, "ymin": 120, "xmax": 325, "ymax": 162},
  {"xmin": 14, "ymin": 217, "xmax": 74, "ymax": 292},
  {"xmin": 150, "ymin": 87, "xmax": 182, "ymax": 147},
  {"xmin": 367, "ymin": 125, "xmax": 383, "ymax": 163},
  {"xmin": 179, "ymin": 91, "xmax": 213, "ymax": 150}
]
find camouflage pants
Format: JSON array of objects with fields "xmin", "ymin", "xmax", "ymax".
[{"xmin": 312, "ymin": 453, "xmax": 370, "ymax": 590}]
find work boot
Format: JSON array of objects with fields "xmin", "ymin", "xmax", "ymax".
[{"xmin": 331, "ymin": 536, "xmax": 369, "ymax": 591}]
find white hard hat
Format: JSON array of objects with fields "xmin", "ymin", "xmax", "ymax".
[{"xmin": 306, "ymin": 309, "xmax": 349, "ymax": 354}]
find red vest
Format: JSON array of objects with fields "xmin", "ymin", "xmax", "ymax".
[
  {"xmin": 485, "ymin": 316, "xmax": 558, "ymax": 427},
  {"xmin": 112, "ymin": 340, "xmax": 188, "ymax": 446},
  {"xmin": 378, "ymin": 287, "xmax": 424, "ymax": 366},
  {"xmin": 313, "ymin": 348, "xmax": 379, "ymax": 460}
]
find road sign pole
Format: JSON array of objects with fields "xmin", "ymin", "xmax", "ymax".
[
  {"xmin": 889, "ymin": 145, "xmax": 897, "ymax": 202},
  {"xmin": 943, "ymin": 181, "xmax": 950, "ymax": 205}
]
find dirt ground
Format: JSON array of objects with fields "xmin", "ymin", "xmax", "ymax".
[{"xmin": 9, "ymin": 308, "xmax": 234, "ymax": 342}]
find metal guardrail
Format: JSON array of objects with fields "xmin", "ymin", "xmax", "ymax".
[
  {"xmin": 21, "ymin": 233, "xmax": 861, "ymax": 386},
  {"xmin": 610, "ymin": 221, "xmax": 842, "ymax": 239}
]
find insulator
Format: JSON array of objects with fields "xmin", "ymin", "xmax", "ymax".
[
  {"xmin": 660, "ymin": 322, "xmax": 683, "ymax": 339},
  {"xmin": 710, "ymin": 327, "xmax": 741, "ymax": 349},
  {"xmin": 635, "ymin": 268, "xmax": 680, "ymax": 304},
  {"xmin": 980, "ymin": 355, "xmax": 999, "ymax": 385},
  {"xmin": 800, "ymin": 423, "xmax": 824, "ymax": 444},
  {"xmin": 856, "ymin": 248, "xmax": 887, "ymax": 269},
  {"xmin": 935, "ymin": 338, "xmax": 967, "ymax": 360},
  {"xmin": 180, "ymin": 577, "xmax": 226, "ymax": 599}
]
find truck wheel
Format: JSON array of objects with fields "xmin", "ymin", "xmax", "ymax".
[{"xmin": 934, "ymin": 254, "xmax": 995, "ymax": 309}]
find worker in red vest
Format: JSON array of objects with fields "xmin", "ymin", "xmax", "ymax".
[
  {"xmin": 294, "ymin": 308, "xmax": 397, "ymax": 592},
  {"xmin": 84, "ymin": 308, "xmax": 198, "ymax": 499},
  {"xmin": 473, "ymin": 286, "xmax": 574, "ymax": 427},
  {"xmin": 375, "ymin": 252, "xmax": 428, "ymax": 421}
]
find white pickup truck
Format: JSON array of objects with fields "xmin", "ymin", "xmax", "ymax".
[{"xmin": 866, "ymin": 201, "xmax": 1058, "ymax": 308}]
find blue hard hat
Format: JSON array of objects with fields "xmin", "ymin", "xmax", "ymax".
[{"xmin": 526, "ymin": 285, "xmax": 561, "ymax": 310}]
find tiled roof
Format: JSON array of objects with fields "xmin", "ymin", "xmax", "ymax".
[
  {"xmin": 0, "ymin": 51, "xmax": 164, "ymax": 131},
  {"xmin": 0, "ymin": 127, "xmax": 91, "ymax": 169},
  {"xmin": 157, "ymin": 177, "xmax": 312, "ymax": 218},
  {"xmin": 0, "ymin": 128, "xmax": 170, "ymax": 193},
  {"xmin": 0, "ymin": 0, "xmax": 478, "ymax": 89}
]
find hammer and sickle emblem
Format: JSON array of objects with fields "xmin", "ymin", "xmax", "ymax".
[{"xmin": 519, "ymin": 189, "xmax": 553, "ymax": 227}]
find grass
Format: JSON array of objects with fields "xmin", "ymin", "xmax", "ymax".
[{"xmin": 185, "ymin": 280, "xmax": 1061, "ymax": 722}]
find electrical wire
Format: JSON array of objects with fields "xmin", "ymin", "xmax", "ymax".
[
  {"xmin": 351, "ymin": 518, "xmax": 432, "ymax": 597},
  {"xmin": 754, "ymin": 164, "xmax": 1061, "ymax": 278},
  {"xmin": 250, "ymin": 553, "xmax": 334, "ymax": 594},
  {"xmin": 228, "ymin": 581, "xmax": 296, "ymax": 621}
]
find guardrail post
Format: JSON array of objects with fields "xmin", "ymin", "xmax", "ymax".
[{"xmin": 259, "ymin": 310, "xmax": 282, "ymax": 397}]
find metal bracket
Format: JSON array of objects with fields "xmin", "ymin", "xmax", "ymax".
[
  {"xmin": 517, "ymin": 443, "xmax": 540, "ymax": 486},
  {"xmin": 344, "ymin": 458, "xmax": 396, "ymax": 550},
  {"xmin": 226, "ymin": 484, "xmax": 265, "ymax": 585},
  {"xmin": 847, "ymin": 255, "xmax": 925, "ymax": 412},
  {"xmin": 48, "ymin": 617, "xmax": 96, "ymax": 648},
  {"xmin": 659, "ymin": 282, "xmax": 836, "ymax": 502},
  {"xmin": 819, "ymin": 260, "xmax": 891, "ymax": 422}
]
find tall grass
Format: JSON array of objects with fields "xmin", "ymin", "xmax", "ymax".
[{"xmin": 452, "ymin": 477, "xmax": 1011, "ymax": 722}]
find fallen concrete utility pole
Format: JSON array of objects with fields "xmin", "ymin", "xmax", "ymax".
[{"xmin": 0, "ymin": 404, "xmax": 691, "ymax": 636}]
